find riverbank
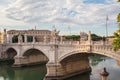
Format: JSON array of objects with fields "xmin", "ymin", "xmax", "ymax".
[
  {"xmin": 0, "ymin": 59, "xmax": 14, "ymax": 65},
  {"xmin": 12, "ymin": 61, "xmax": 48, "ymax": 68}
]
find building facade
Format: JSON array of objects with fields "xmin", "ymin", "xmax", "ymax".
[
  {"xmin": 80, "ymin": 32, "xmax": 88, "ymax": 41},
  {"xmin": 7, "ymin": 29, "xmax": 57, "ymax": 43},
  {"xmin": 0, "ymin": 32, "xmax": 4, "ymax": 43}
]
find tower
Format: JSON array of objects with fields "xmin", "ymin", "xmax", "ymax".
[{"xmin": 3, "ymin": 29, "xmax": 7, "ymax": 44}]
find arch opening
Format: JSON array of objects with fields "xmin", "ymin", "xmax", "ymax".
[
  {"xmin": 59, "ymin": 53, "xmax": 91, "ymax": 76},
  {"xmin": 23, "ymin": 48, "xmax": 49, "ymax": 65},
  {"xmin": 6, "ymin": 48, "xmax": 17, "ymax": 59}
]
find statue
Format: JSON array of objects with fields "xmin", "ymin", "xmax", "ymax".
[
  {"xmin": 51, "ymin": 29, "xmax": 60, "ymax": 42},
  {"xmin": 51, "ymin": 29, "xmax": 59, "ymax": 37},
  {"xmin": 18, "ymin": 33, "xmax": 23, "ymax": 43}
]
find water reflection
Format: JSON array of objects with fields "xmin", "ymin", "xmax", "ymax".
[
  {"xmin": 64, "ymin": 72, "xmax": 90, "ymax": 80},
  {"xmin": 64, "ymin": 54, "xmax": 120, "ymax": 80},
  {"xmin": 89, "ymin": 54, "xmax": 106, "ymax": 66},
  {"xmin": 90, "ymin": 55, "xmax": 120, "ymax": 80},
  {"xmin": 0, "ymin": 64, "xmax": 46, "ymax": 80},
  {"xmin": 0, "ymin": 54, "xmax": 120, "ymax": 80}
]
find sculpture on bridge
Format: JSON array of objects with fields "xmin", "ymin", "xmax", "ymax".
[
  {"xmin": 51, "ymin": 29, "xmax": 60, "ymax": 42},
  {"xmin": 18, "ymin": 33, "xmax": 23, "ymax": 43}
]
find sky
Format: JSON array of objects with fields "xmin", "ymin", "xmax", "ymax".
[{"xmin": 0, "ymin": 0, "xmax": 120, "ymax": 36}]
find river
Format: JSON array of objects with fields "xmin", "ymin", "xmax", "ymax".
[{"xmin": 0, "ymin": 54, "xmax": 120, "ymax": 80}]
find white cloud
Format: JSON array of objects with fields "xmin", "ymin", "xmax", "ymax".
[{"xmin": 3, "ymin": 0, "xmax": 120, "ymax": 27}]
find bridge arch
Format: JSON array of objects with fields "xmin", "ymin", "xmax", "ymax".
[
  {"xmin": 6, "ymin": 47, "xmax": 17, "ymax": 59},
  {"xmin": 22, "ymin": 47, "xmax": 50, "ymax": 60},
  {"xmin": 23, "ymin": 48, "xmax": 49, "ymax": 64},
  {"xmin": 59, "ymin": 50, "xmax": 119, "ymax": 63},
  {"xmin": 59, "ymin": 50, "xmax": 89, "ymax": 62},
  {"xmin": 58, "ymin": 51, "xmax": 90, "ymax": 76}
]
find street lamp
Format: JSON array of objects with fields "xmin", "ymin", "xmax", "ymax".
[
  {"xmin": 100, "ymin": 67, "xmax": 109, "ymax": 80},
  {"xmin": 105, "ymin": 15, "xmax": 109, "ymax": 42}
]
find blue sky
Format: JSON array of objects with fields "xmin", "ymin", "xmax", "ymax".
[
  {"xmin": 0, "ymin": 0, "xmax": 120, "ymax": 36},
  {"xmin": 84, "ymin": 0, "xmax": 106, "ymax": 4}
]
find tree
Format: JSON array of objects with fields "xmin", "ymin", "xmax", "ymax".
[
  {"xmin": 112, "ymin": 30, "xmax": 120, "ymax": 51},
  {"xmin": 112, "ymin": 29, "xmax": 120, "ymax": 52},
  {"xmin": 112, "ymin": 1, "xmax": 120, "ymax": 51},
  {"xmin": 117, "ymin": 13, "xmax": 120, "ymax": 29},
  {"xmin": 113, "ymin": 38, "xmax": 120, "ymax": 51},
  {"xmin": 91, "ymin": 34, "xmax": 103, "ymax": 41},
  {"xmin": 117, "ymin": 13, "xmax": 120, "ymax": 22},
  {"xmin": 64, "ymin": 35, "xmax": 80, "ymax": 41}
]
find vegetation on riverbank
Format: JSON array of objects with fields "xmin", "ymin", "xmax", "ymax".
[
  {"xmin": 63, "ymin": 33, "xmax": 105, "ymax": 41},
  {"xmin": 0, "ymin": 59, "xmax": 14, "ymax": 65}
]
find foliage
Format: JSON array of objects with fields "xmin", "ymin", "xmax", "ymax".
[
  {"xmin": 64, "ymin": 33, "xmax": 103, "ymax": 41},
  {"xmin": 112, "ymin": 30, "xmax": 120, "ymax": 51},
  {"xmin": 112, "ymin": 0, "xmax": 120, "ymax": 51},
  {"xmin": 117, "ymin": 13, "xmax": 120, "ymax": 22},
  {"xmin": 114, "ymin": 31, "xmax": 120, "ymax": 38},
  {"xmin": 91, "ymin": 34, "xmax": 103, "ymax": 41},
  {"xmin": 64, "ymin": 35, "xmax": 80, "ymax": 41},
  {"xmin": 113, "ymin": 38, "xmax": 120, "ymax": 51}
]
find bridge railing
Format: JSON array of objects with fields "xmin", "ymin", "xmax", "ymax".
[
  {"xmin": 92, "ymin": 45, "xmax": 114, "ymax": 53},
  {"xmin": 92, "ymin": 41, "xmax": 112, "ymax": 45},
  {"xmin": 6, "ymin": 40, "xmax": 113, "ymax": 46}
]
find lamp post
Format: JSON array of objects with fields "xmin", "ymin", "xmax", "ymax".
[
  {"xmin": 100, "ymin": 67, "xmax": 109, "ymax": 80},
  {"xmin": 105, "ymin": 15, "xmax": 108, "ymax": 38}
]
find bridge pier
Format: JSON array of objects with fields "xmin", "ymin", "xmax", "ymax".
[
  {"xmin": 45, "ymin": 63, "xmax": 65, "ymax": 80},
  {"xmin": 13, "ymin": 56, "xmax": 28, "ymax": 67},
  {"xmin": 45, "ymin": 54, "xmax": 91, "ymax": 80}
]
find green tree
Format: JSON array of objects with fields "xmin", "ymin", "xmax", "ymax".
[
  {"xmin": 113, "ymin": 38, "xmax": 120, "ymax": 51},
  {"xmin": 91, "ymin": 34, "xmax": 103, "ymax": 41},
  {"xmin": 112, "ymin": 1, "xmax": 120, "ymax": 51},
  {"xmin": 112, "ymin": 30, "xmax": 120, "ymax": 51},
  {"xmin": 117, "ymin": 13, "xmax": 120, "ymax": 29},
  {"xmin": 64, "ymin": 35, "xmax": 80, "ymax": 41},
  {"xmin": 117, "ymin": 13, "xmax": 120, "ymax": 22}
]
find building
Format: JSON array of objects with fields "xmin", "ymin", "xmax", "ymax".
[
  {"xmin": 7, "ymin": 29, "xmax": 54, "ymax": 43},
  {"xmin": 80, "ymin": 32, "xmax": 88, "ymax": 41},
  {"xmin": 0, "ymin": 32, "xmax": 4, "ymax": 43}
]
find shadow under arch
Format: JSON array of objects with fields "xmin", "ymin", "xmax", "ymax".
[
  {"xmin": 59, "ymin": 50, "xmax": 89, "ymax": 62},
  {"xmin": 23, "ymin": 48, "xmax": 49, "ymax": 65},
  {"xmin": 59, "ymin": 52, "xmax": 91, "ymax": 79},
  {"xmin": 6, "ymin": 48, "xmax": 17, "ymax": 59}
]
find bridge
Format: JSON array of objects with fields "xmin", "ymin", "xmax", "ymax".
[{"xmin": 0, "ymin": 31, "xmax": 120, "ymax": 80}]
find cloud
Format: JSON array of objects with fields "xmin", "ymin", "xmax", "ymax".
[
  {"xmin": 0, "ymin": 0, "xmax": 15, "ymax": 9},
  {"xmin": 4, "ymin": 0, "xmax": 120, "ymax": 27}
]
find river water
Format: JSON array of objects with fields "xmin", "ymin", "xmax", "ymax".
[{"xmin": 0, "ymin": 54, "xmax": 120, "ymax": 80}]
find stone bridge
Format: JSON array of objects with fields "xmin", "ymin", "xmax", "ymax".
[
  {"xmin": 0, "ymin": 30, "xmax": 120, "ymax": 79},
  {"xmin": 0, "ymin": 40, "xmax": 120, "ymax": 79}
]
